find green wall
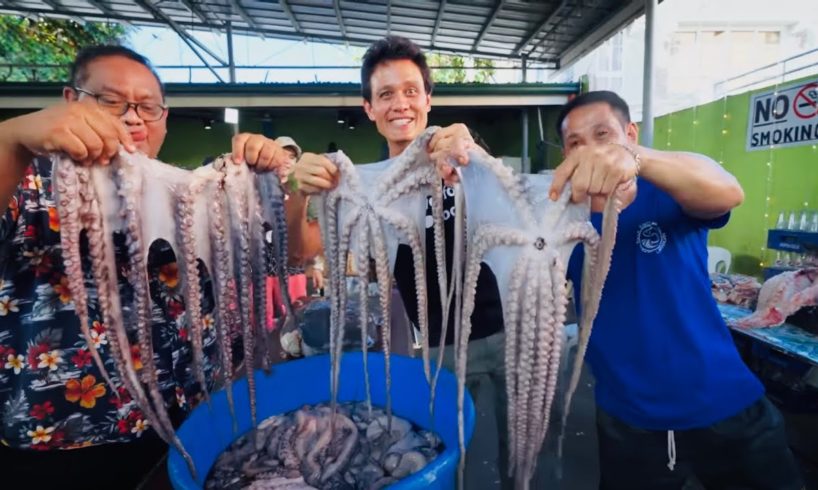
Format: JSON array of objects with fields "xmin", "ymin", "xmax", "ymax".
[
  {"xmin": 0, "ymin": 103, "xmax": 563, "ymax": 172},
  {"xmin": 652, "ymin": 75, "xmax": 818, "ymax": 276},
  {"xmin": 156, "ymin": 106, "xmax": 563, "ymax": 171}
]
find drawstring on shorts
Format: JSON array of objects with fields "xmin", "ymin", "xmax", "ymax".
[{"xmin": 667, "ymin": 430, "xmax": 677, "ymax": 471}]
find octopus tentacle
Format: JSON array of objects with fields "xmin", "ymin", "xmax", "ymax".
[
  {"xmin": 502, "ymin": 251, "xmax": 531, "ymax": 478},
  {"xmin": 428, "ymin": 182, "xmax": 456, "ymax": 416},
  {"xmin": 375, "ymin": 207, "xmax": 430, "ymax": 386},
  {"xmin": 176, "ymin": 177, "xmax": 210, "ymax": 404},
  {"xmin": 513, "ymin": 255, "xmax": 539, "ymax": 487},
  {"xmin": 561, "ymin": 191, "xmax": 620, "ymax": 445},
  {"xmin": 355, "ymin": 217, "xmax": 373, "ymax": 417},
  {"xmin": 207, "ymin": 175, "xmax": 238, "ymax": 433},
  {"xmin": 331, "ymin": 201, "xmax": 364, "ymax": 413},
  {"xmin": 117, "ymin": 161, "xmax": 198, "ymax": 478},
  {"xmin": 523, "ymin": 256, "xmax": 556, "ymax": 484},
  {"xmin": 368, "ymin": 214, "xmax": 394, "ymax": 431},
  {"xmin": 228, "ymin": 176, "xmax": 257, "ymax": 427},
  {"xmin": 53, "ymin": 158, "xmax": 117, "ymax": 395},
  {"xmin": 251, "ymin": 179, "xmax": 272, "ymax": 373},
  {"xmin": 82, "ymin": 167, "xmax": 198, "ymax": 478},
  {"xmin": 456, "ymin": 226, "xmax": 527, "ymax": 490}
]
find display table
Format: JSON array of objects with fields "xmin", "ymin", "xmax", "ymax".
[{"xmin": 717, "ymin": 303, "xmax": 818, "ymax": 367}]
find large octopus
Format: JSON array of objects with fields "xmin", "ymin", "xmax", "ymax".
[
  {"xmin": 52, "ymin": 150, "xmax": 293, "ymax": 480},
  {"xmin": 452, "ymin": 153, "xmax": 620, "ymax": 489},
  {"xmin": 317, "ymin": 127, "xmax": 620, "ymax": 490},
  {"xmin": 314, "ymin": 134, "xmax": 454, "ymax": 426}
]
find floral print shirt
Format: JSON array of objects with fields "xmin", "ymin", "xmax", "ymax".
[{"xmin": 0, "ymin": 158, "xmax": 219, "ymax": 450}]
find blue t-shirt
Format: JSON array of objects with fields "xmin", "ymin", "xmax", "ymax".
[{"xmin": 568, "ymin": 179, "xmax": 764, "ymax": 430}]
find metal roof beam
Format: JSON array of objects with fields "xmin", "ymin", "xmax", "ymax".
[
  {"xmin": 333, "ymin": 0, "xmax": 347, "ymax": 37},
  {"xmin": 135, "ymin": 0, "xmax": 228, "ymax": 66},
  {"xmin": 557, "ymin": 0, "xmax": 643, "ymax": 66},
  {"xmin": 228, "ymin": 0, "xmax": 260, "ymax": 30},
  {"xmin": 179, "ymin": 0, "xmax": 210, "ymax": 24},
  {"xmin": 387, "ymin": 0, "xmax": 391, "ymax": 35},
  {"xmin": 513, "ymin": 0, "xmax": 568, "ymax": 56},
  {"xmin": 279, "ymin": 0, "xmax": 303, "ymax": 33},
  {"xmin": 472, "ymin": 0, "xmax": 504, "ymax": 52},
  {"xmin": 431, "ymin": 0, "xmax": 446, "ymax": 47},
  {"xmin": 42, "ymin": 0, "xmax": 85, "ymax": 24},
  {"xmin": 85, "ymin": 0, "xmax": 118, "ymax": 17}
]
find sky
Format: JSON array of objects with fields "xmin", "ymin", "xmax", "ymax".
[{"xmin": 126, "ymin": 26, "xmax": 368, "ymax": 84}]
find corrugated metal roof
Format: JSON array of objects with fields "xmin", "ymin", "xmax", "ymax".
[{"xmin": 0, "ymin": 1, "xmax": 644, "ymax": 68}]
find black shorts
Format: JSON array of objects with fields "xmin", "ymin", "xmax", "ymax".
[{"xmin": 597, "ymin": 396, "xmax": 804, "ymax": 490}]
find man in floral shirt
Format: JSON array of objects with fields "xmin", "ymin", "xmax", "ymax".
[{"xmin": 0, "ymin": 45, "xmax": 306, "ymax": 487}]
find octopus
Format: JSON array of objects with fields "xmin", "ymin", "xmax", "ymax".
[
  {"xmin": 206, "ymin": 402, "xmax": 442, "ymax": 490},
  {"xmin": 313, "ymin": 134, "xmax": 454, "ymax": 425},
  {"xmin": 452, "ymin": 154, "xmax": 621, "ymax": 489},
  {"xmin": 52, "ymin": 150, "xmax": 294, "ymax": 480},
  {"xmin": 316, "ymin": 127, "xmax": 621, "ymax": 490}
]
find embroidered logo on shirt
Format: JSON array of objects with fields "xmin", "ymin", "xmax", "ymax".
[{"xmin": 636, "ymin": 221, "xmax": 667, "ymax": 254}]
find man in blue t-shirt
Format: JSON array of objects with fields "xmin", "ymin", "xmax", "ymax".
[{"xmin": 551, "ymin": 91, "xmax": 804, "ymax": 489}]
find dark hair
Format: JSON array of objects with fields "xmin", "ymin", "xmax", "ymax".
[
  {"xmin": 555, "ymin": 90, "xmax": 631, "ymax": 143},
  {"xmin": 69, "ymin": 45, "xmax": 165, "ymax": 98},
  {"xmin": 360, "ymin": 35, "xmax": 433, "ymax": 102}
]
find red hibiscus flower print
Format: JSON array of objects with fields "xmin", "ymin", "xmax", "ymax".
[
  {"xmin": 30, "ymin": 401, "xmax": 55, "ymax": 420},
  {"xmin": 71, "ymin": 349, "xmax": 92, "ymax": 369}
]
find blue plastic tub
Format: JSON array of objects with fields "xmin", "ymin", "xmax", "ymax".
[{"xmin": 167, "ymin": 352, "xmax": 475, "ymax": 489}]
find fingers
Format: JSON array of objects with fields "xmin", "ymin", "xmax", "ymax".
[
  {"xmin": 292, "ymin": 154, "xmax": 339, "ymax": 194},
  {"xmin": 84, "ymin": 112, "xmax": 126, "ymax": 163},
  {"xmin": 600, "ymin": 171, "xmax": 621, "ymax": 197},
  {"xmin": 230, "ymin": 133, "xmax": 251, "ymax": 164},
  {"xmin": 549, "ymin": 154, "xmax": 578, "ymax": 201},
  {"xmin": 233, "ymin": 133, "xmax": 267, "ymax": 166},
  {"xmin": 570, "ymin": 159, "xmax": 593, "ymax": 203},
  {"xmin": 44, "ymin": 129, "xmax": 90, "ymax": 163},
  {"xmin": 86, "ymin": 108, "xmax": 135, "ymax": 154},
  {"xmin": 68, "ymin": 122, "xmax": 106, "ymax": 165},
  {"xmin": 298, "ymin": 173, "xmax": 336, "ymax": 192},
  {"xmin": 255, "ymin": 142, "xmax": 278, "ymax": 171}
]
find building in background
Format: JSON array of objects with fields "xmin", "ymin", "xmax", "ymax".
[{"xmin": 549, "ymin": 0, "xmax": 818, "ymax": 120}]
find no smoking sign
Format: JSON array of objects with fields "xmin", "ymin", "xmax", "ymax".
[{"xmin": 794, "ymin": 83, "xmax": 818, "ymax": 119}]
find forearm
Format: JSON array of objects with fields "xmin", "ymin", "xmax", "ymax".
[
  {"xmin": 637, "ymin": 146, "xmax": 744, "ymax": 219},
  {"xmin": 0, "ymin": 118, "xmax": 32, "ymax": 215},
  {"xmin": 283, "ymin": 191, "xmax": 323, "ymax": 267}
]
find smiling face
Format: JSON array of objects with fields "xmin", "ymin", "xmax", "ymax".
[
  {"xmin": 363, "ymin": 59, "xmax": 432, "ymax": 157},
  {"xmin": 65, "ymin": 55, "xmax": 167, "ymax": 158}
]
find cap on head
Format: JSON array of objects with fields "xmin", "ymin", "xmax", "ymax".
[{"xmin": 275, "ymin": 136, "xmax": 302, "ymax": 160}]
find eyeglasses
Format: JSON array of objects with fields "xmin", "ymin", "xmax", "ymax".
[{"xmin": 73, "ymin": 87, "xmax": 167, "ymax": 122}]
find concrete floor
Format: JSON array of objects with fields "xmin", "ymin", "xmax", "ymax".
[
  {"xmin": 461, "ymin": 363, "xmax": 600, "ymax": 490},
  {"xmin": 460, "ymin": 365, "xmax": 818, "ymax": 490}
]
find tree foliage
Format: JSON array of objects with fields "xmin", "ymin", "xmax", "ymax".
[
  {"xmin": 0, "ymin": 15, "xmax": 128, "ymax": 82},
  {"xmin": 428, "ymin": 52, "xmax": 496, "ymax": 84}
]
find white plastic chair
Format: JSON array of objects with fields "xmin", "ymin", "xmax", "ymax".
[{"xmin": 707, "ymin": 246, "xmax": 732, "ymax": 274}]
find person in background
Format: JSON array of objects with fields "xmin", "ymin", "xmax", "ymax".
[
  {"xmin": 0, "ymin": 45, "xmax": 310, "ymax": 488},
  {"xmin": 554, "ymin": 90, "xmax": 804, "ymax": 490}
]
